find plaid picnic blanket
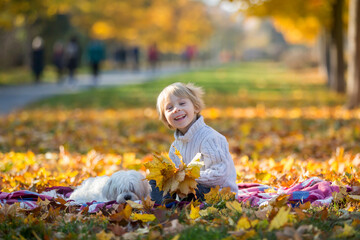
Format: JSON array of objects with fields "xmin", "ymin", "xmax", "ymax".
[
  {"xmin": 0, "ymin": 177, "xmax": 346, "ymax": 212},
  {"xmin": 237, "ymin": 177, "xmax": 346, "ymax": 207}
]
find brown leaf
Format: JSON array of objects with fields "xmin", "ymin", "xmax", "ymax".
[
  {"xmin": 163, "ymin": 219, "xmax": 184, "ymax": 235},
  {"xmin": 299, "ymin": 201, "xmax": 311, "ymax": 210},
  {"xmin": 254, "ymin": 208, "xmax": 268, "ymax": 220},
  {"xmin": 294, "ymin": 208, "xmax": 306, "ymax": 221},
  {"xmin": 55, "ymin": 197, "xmax": 67, "ymax": 205},
  {"xmin": 108, "ymin": 224, "xmax": 127, "ymax": 236},
  {"xmin": 318, "ymin": 207, "xmax": 328, "ymax": 220},
  {"xmin": 270, "ymin": 194, "xmax": 290, "ymax": 208}
]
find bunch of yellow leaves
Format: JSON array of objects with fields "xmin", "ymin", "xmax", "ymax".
[
  {"xmin": 204, "ymin": 186, "xmax": 236, "ymax": 205},
  {"xmin": 144, "ymin": 150, "xmax": 203, "ymax": 199}
]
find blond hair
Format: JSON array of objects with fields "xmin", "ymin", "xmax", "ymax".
[{"xmin": 156, "ymin": 82, "xmax": 205, "ymax": 129}]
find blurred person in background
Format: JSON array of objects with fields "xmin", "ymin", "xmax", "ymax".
[
  {"xmin": 114, "ymin": 44, "xmax": 127, "ymax": 69},
  {"xmin": 31, "ymin": 36, "xmax": 45, "ymax": 84},
  {"xmin": 64, "ymin": 36, "xmax": 81, "ymax": 86},
  {"xmin": 52, "ymin": 41, "xmax": 65, "ymax": 84},
  {"xmin": 182, "ymin": 45, "xmax": 196, "ymax": 68},
  {"xmin": 148, "ymin": 43, "xmax": 159, "ymax": 72},
  {"xmin": 130, "ymin": 46, "xmax": 140, "ymax": 72},
  {"xmin": 87, "ymin": 39, "xmax": 106, "ymax": 86}
]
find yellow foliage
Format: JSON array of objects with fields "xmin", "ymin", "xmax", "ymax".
[
  {"xmin": 144, "ymin": 152, "xmax": 203, "ymax": 198},
  {"xmin": 71, "ymin": 0, "xmax": 213, "ymax": 50},
  {"xmin": 268, "ymin": 206, "xmax": 290, "ymax": 230},
  {"xmin": 226, "ymin": 201, "xmax": 242, "ymax": 213},
  {"xmin": 126, "ymin": 200, "xmax": 144, "ymax": 210},
  {"xmin": 336, "ymin": 224, "xmax": 356, "ymax": 238},
  {"xmin": 199, "ymin": 206, "xmax": 218, "ymax": 217},
  {"xmin": 91, "ymin": 21, "xmax": 114, "ymax": 40},
  {"xmin": 255, "ymin": 172, "xmax": 273, "ymax": 182},
  {"xmin": 204, "ymin": 186, "xmax": 235, "ymax": 205},
  {"xmin": 236, "ymin": 216, "xmax": 251, "ymax": 230},
  {"xmin": 123, "ymin": 204, "xmax": 133, "ymax": 220},
  {"xmin": 189, "ymin": 204, "xmax": 200, "ymax": 220},
  {"xmin": 131, "ymin": 213, "xmax": 156, "ymax": 222},
  {"xmin": 273, "ymin": 16, "xmax": 320, "ymax": 45},
  {"xmin": 96, "ymin": 230, "xmax": 114, "ymax": 240},
  {"xmin": 241, "ymin": 0, "xmax": 333, "ymax": 45}
]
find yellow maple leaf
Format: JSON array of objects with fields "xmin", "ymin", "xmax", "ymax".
[
  {"xmin": 255, "ymin": 172, "xmax": 273, "ymax": 182},
  {"xmin": 199, "ymin": 206, "xmax": 218, "ymax": 217},
  {"xmin": 337, "ymin": 224, "xmax": 356, "ymax": 238},
  {"xmin": 96, "ymin": 230, "xmax": 114, "ymax": 240},
  {"xmin": 145, "ymin": 152, "xmax": 203, "ymax": 199},
  {"xmin": 236, "ymin": 216, "xmax": 251, "ymax": 230},
  {"xmin": 171, "ymin": 234, "xmax": 180, "ymax": 240},
  {"xmin": 126, "ymin": 200, "xmax": 143, "ymax": 209},
  {"xmin": 189, "ymin": 204, "xmax": 200, "ymax": 220},
  {"xmin": 219, "ymin": 187, "xmax": 236, "ymax": 201},
  {"xmin": 204, "ymin": 186, "xmax": 235, "ymax": 205},
  {"xmin": 144, "ymin": 153, "xmax": 177, "ymax": 191},
  {"xmin": 204, "ymin": 186, "xmax": 221, "ymax": 204},
  {"xmin": 131, "ymin": 213, "xmax": 156, "ymax": 222},
  {"xmin": 122, "ymin": 204, "xmax": 133, "ymax": 220},
  {"xmin": 187, "ymin": 153, "xmax": 203, "ymax": 178},
  {"xmin": 268, "ymin": 206, "xmax": 290, "ymax": 230},
  {"xmin": 226, "ymin": 200, "xmax": 242, "ymax": 213},
  {"xmin": 177, "ymin": 176, "xmax": 198, "ymax": 198}
]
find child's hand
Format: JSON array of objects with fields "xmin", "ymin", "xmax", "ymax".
[{"xmin": 188, "ymin": 153, "xmax": 203, "ymax": 168}]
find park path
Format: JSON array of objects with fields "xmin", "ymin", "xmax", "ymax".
[{"xmin": 0, "ymin": 64, "xmax": 193, "ymax": 115}]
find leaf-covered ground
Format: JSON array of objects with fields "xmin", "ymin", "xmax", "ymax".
[{"xmin": 1, "ymin": 62, "xmax": 360, "ymax": 239}]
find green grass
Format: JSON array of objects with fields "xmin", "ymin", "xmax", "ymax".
[
  {"xmin": 0, "ymin": 66, "xmax": 90, "ymax": 85},
  {"xmin": 28, "ymin": 62, "xmax": 345, "ymax": 110},
  {"xmin": 176, "ymin": 224, "xmax": 230, "ymax": 240},
  {"xmin": 0, "ymin": 215, "xmax": 108, "ymax": 240}
]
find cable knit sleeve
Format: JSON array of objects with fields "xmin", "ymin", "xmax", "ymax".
[{"xmin": 196, "ymin": 134, "xmax": 231, "ymax": 187}]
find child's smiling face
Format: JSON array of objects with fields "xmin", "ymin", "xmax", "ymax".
[{"xmin": 164, "ymin": 94, "xmax": 198, "ymax": 134}]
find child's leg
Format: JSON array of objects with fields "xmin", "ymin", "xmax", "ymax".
[
  {"xmin": 150, "ymin": 181, "xmax": 210, "ymax": 203},
  {"xmin": 149, "ymin": 180, "xmax": 162, "ymax": 204},
  {"xmin": 182, "ymin": 184, "xmax": 211, "ymax": 202},
  {"xmin": 195, "ymin": 184, "xmax": 211, "ymax": 201},
  {"xmin": 149, "ymin": 180, "xmax": 173, "ymax": 205}
]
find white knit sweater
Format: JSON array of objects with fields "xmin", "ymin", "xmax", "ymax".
[{"xmin": 168, "ymin": 116, "xmax": 238, "ymax": 194}]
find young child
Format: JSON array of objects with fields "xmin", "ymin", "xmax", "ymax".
[{"xmin": 150, "ymin": 82, "xmax": 238, "ymax": 204}]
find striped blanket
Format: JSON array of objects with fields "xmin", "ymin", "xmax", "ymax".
[
  {"xmin": 0, "ymin": 177, "xmax": 345, "ymax": 212},
  {"xmin": 237, "ymin": 177, "xmax": 344, "ymax": 207}
]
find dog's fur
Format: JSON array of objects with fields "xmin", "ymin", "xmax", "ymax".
[{"xmin": 69, "ymin": 170, "xmax": 150, "ymax": 204}]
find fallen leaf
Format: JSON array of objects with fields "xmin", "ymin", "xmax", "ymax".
[
  {"xmin": 189, "ymin": 204, "xmax": 200, "ymax": 220},
  {"xmin": 131, "ymin": 213, "xmax": 156, "ymax": 222},
  {"xmin": 96, "ymin": 230, "xmax": 114, "ymax": 240},
  {"xmin": 236, "ymin": 216, "xmax": 251, "ymax": 230},
  {"xmin": 269, "ymin": 206, "xmax": 290, "ymax": 230},
  {"xmin": 226, "ymin": 201, "xmax": 242, "ymax": 213}
]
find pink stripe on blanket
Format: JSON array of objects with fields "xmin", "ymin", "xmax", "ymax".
[{"xmin": 237, "ymin": 177, "xmax": 341, "ymax": 207}]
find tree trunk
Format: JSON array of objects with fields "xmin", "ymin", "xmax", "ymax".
[
  {"xmin": 329, "ymin": 0, "xmax": 345, "ymax": 93},
  {"xmin": 347, "ymin": 0, "xmax": 360, "ymax": 108},
  {"xmin": 318, "ymin": 29, "xmax": 331, "ymax": 86},
  {"xmin": 24, "ymin": 22, "xmax": 32, "ymax": 68}
]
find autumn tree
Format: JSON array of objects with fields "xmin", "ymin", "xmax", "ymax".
[
  {"xmin": 0, "ymin": 0, "xmax": 212, "ymax": 68},
  {"xmin": 228, "ymin": 0, "xmax": 346, "ymax": 93},
  {"xmin": 68, "ymin": 0, "xmax": 212, "ymax": 52},
  {"xmin": 0, "ymin": 0, "xmax": 71, "ymax": 66},
  {"xmin": 347, "ymin": 0, "xmax": 360, "ymax": 108}
]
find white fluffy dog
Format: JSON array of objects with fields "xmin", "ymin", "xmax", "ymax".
[{"xmin": 69, "ymin": 170, "xmax": 150, "ymax": 204}]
